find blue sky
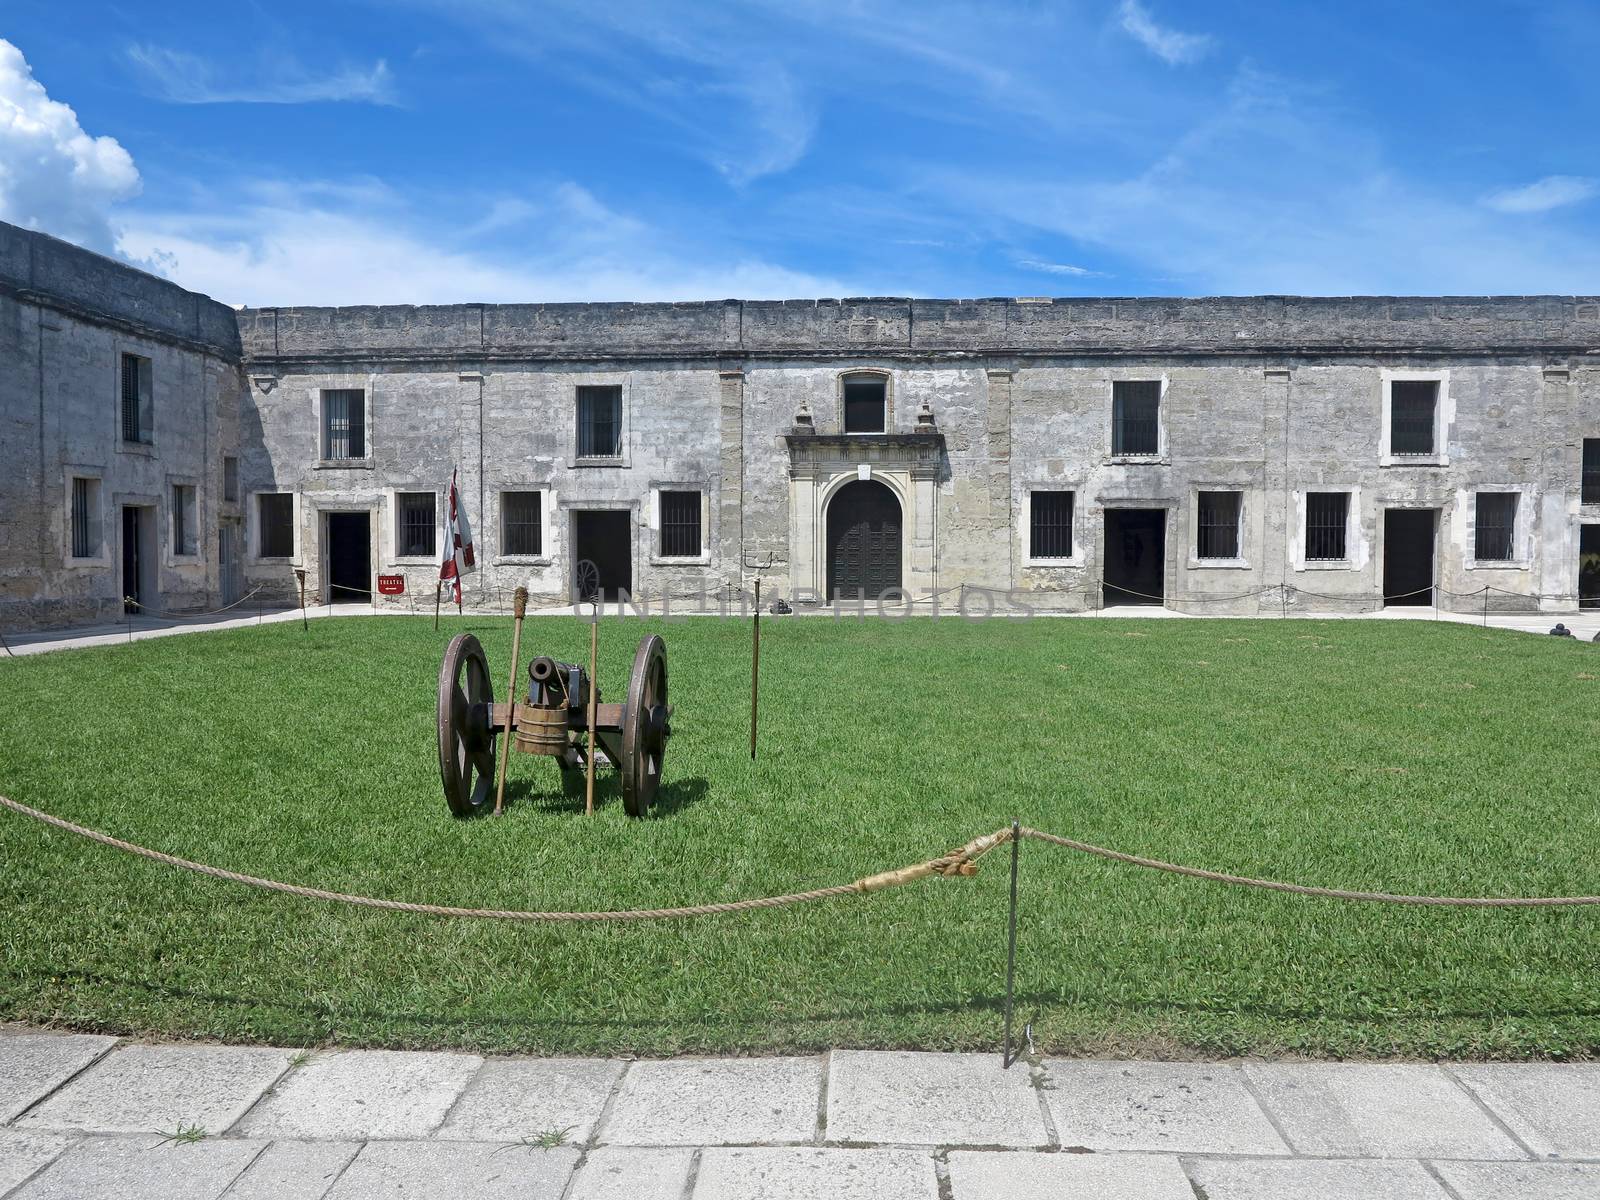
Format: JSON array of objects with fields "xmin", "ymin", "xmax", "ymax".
[{"xmin": 2, "ymin": 0, "xmax": 1598, "ymax": 305}]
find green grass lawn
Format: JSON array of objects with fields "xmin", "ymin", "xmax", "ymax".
[{"xmin": 3, "ymin": 614, "xmax": 1600, "ymax": 1060}]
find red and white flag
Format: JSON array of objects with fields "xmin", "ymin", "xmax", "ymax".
[{"xmin": 439, "ymin": 469, "xmax": 476, "ymax": 609}]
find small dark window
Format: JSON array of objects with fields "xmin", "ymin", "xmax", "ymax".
[
  {"xmin": 172, "ymin": 484, "xmax": 197, "ymax": 556},
  {"xmin": 397, "ymin": 492, "xmax": 437, "ymax": 558},
  {"xmin": 120, "ymin": 353, "xmax": 149, "ymax": 443},
  {"xmin": 258, "ymin": 494, "xmax": 293, "ymax": 558},
  {"xmin": 70, "ymin": 478, "xmax": 97, "ymax": 558},
  {"xmin": 322, "ymin": 390, "xmax": 366, "ymax": 459},
  {"xmin": 1305, "ymin": 492, "xmax": 1349, "ymax": 561},
  {"xmin": 223, "ymin": 456, "xmax": 238, "ymax": 503},
  {"xmin": 1389, "ymin": 381, "xmax": 1437, "ymax": 455},
  {"xmin": 843, "ymin": 375, "xmax": 887, "ymax": 433},
  {"xmin": 502, "ymin": 491, "xmax": 542, "ymax": 556},
  {"xmin": 1029, "ymin": 491, "xmax": 1074, "ymax": 559},
  {"xmin": 1112, "ymin": 381, "xmax": 1161, "ymax": 456},
  {"xmin": 1197, "ymin": 491, "xmax": 1241, "ymax": 559},
  {"xmin": 577, "ymin": 385, "xmax": 623, "ymax": 458},
  {"xmin": 1474, "ymin": 493, "xmax": 1517, "ymax": 561},
  {"xmin": 1583, "ymin": 439, "xmax": 1600, "ymax": 505},
  {"xmin": 660, "ymin": 490, "xmax": 702, "ymax": 557}
]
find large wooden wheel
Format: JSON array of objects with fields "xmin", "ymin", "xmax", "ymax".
[
  {"xmin": 437, "ymin": 632, "xmax": 496, "ymax": 817},
  {"xmin": 620, "ymin": 634, "xmax": 669, "ymax": 817}
]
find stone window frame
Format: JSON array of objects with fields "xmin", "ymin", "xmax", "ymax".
[
  {"xmin": 386, "ymin": 487, "xmax": 442, "ymax": 565},
  {"xmin": 1291, "ymin": 486, "xmax": 1365, "ymax": 571},
  {"xmin": 570, "ymin": 375, "xmax": 632, "ymax": 468},
  {"xmin": 1022, "ymin": 486, "xmax": 1085, "ymax": 569},
  {"xmin": 1379, "ymin": 369, "xmax": 1451, "ymax": 467},
  {"xmin": 313, "ymin": 383, "xmax": 374, "ymax": 470},
  {"xmin": 1105, "ymin": 374, "xmax": 1170, "ymax": 464},
  {"xmin": 1462, "ymin": 486, "xmax": 1532, "ymax": 571},
  {"xmin": 494, "ymin": 486, "xmax": 555, "ymax": 565},
  {"xmin": 251, "ymin": 490, "xmax": 300, "ymax": 563},
  {"xmin": 113, "ymin": 344, "xmax": 155, "ymax": 455},
  {"xmin": 649, "ymin": 484, "xmax": 712, "ymax": 565},
  {"xmin": 63, "ymin": 467, "xmax": 108, "ymax": 568},
  {"xmin": 164, "ymin": 474, "xmax": 202, "ymax": 565},
  {"xmin": 1187, "ymin": 485, "xmax": 1251, "ymax": 570},
  {"xmin": 222, "ymin": 455, "xmax": 240, "ymax": 506},
  {"xmin": 836, "ymin": 368, "xmax": 894, "ymax": 435}
]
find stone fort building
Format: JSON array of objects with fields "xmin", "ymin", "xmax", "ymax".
[{"xmin": 3, "ymin": 218, "xmax": 1599, "ymax": 629}]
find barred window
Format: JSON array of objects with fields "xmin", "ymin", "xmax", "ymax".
[
  {"xmin": 502, "ymin": 491, "xmax": 542, "ymax": 556},
  {"xmin": 1305, "ymin": 492, "xmax": 1349, "ymax": 561},
  {"xmin": 171, "ymin": 484, "xmax": 197, "ymax": 556},
  {"xmin": 322, "ymin": 390, "xmax": 366, "ymax": 459},
  {"xmin": 1474, "ymin": 493, "xmax": 1517, "ymax": 561},
  {"xmin": 223, "ymin": 456, "xmax": 238, "ymax": 503},
  {"xmin": 1583, "ymin": 439, "xmax": 1600, "ymax": 505},
  {"xmin": 577, "ymin": 385, "xmax": 623, "ymax": 458},
  {"xmin": 1112, "ymin": 381, "xmax": 1160, "ymax": 456},
  {"xmin": 258, "ymin": 494, "xmax": 294, "ymax": 558},
  {"xmin": 70, "ymin": 477, "xmax": 99, "ymax": 559},
  {"xmin": 843, "ymin": 374, "xmax": 887, "ymax": 433},
  {"xmin": 1196, "ymin": 491, "xmax": 1241, "ymax": 559},
  {"xmin": 660, "ymin": 491, "xmax": 702, "ymax": 557},
  {"xmin": 1389, "ymin": 381, "xmax": 1437, "ymax": 455},
  {"xmin": 121, "ymin": 353, "xmax": 150, "ymax": 443},
  {"xmin": 397, "ymin": 492, "xmax": 437, "ymax": 558},
  {"xmin": 1029, "ymin": 491, "xmax": 1074, "ymax": 559}
]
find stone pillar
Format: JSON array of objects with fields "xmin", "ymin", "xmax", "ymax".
[
  {"xmin": 985, "ymin": 366, "xmax": 1014, "ymax": 588},
  {"xmin": 1539, "ymin": 365, "xmax": 1573, "ymax": 609},
  {"xmin": 718, "ymin": 368, "xmax": 744, "ymax": 591},
  {"xmin": 1261, "ymin": 367, "xmax": 1293, "ymax": 610}
]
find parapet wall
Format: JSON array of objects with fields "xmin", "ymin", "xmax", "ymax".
[{"xmin": 239, "ymin": 295, "xmax": 1600, "ymax": 364}]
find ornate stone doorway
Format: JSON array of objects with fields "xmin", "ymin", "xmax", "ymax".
[{"xmin": 826, "ymin": 479, "xmax": 902, "ymax": 599}]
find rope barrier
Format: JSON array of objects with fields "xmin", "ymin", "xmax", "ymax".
[{"xmin": 120, "ymin": 585, "xmax": 270, "ymax": 621}]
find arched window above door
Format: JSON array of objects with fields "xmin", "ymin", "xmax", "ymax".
[{"xmin": 841, "ymin": 371, "xmax": 889, "ymax": 434}]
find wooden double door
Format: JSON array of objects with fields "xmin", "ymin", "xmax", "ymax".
[{"xmin": 827, "ymin": 480, "xmax": 902, "ymax": 600}]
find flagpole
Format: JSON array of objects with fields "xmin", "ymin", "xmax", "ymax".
[{"xmin": 434, "ymin": 581, "xmax": 442, "ymax": 631}]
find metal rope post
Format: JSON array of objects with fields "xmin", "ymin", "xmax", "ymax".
[{"xmin": 1001, "ymin": 819, "xmax": 1022, "ymax": 1068}]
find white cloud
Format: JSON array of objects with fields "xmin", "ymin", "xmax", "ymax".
[
  {"xmin": 0, "ymin": 39, "xmax": 140, "ymax": 254},
  {"xmin": 1117, "ymin": 0, "xmax": 1214, "ymax": 65},
  {"xmin": 1481, "ymin": 175, "xmax": 1598, "ymax": 215},
  {"xmin": 1016, "ymin": 259, "xmax": 1102, "ymax": 276},
  {"xmin": 127, "ymin": 44, "xmax": 397, "ymax": 105}
]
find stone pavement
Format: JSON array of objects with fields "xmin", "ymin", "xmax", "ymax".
[{"xmin": 3, "ymin": 1030, "xmax": 1599, "ymax": 1198}]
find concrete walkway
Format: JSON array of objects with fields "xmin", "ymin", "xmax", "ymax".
[{"xmin": 2, "ymin": 1031, "xmax": 1597, "ymax": 1198}]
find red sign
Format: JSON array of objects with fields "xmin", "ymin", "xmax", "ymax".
[{"xmin": 377, "ymin": 574, "xmax": 406, "ymax": 596}]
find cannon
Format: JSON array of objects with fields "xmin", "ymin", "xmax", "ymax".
[{"xmin": 435, "ymin": 588, "xmax": 670, "ymax": 818}]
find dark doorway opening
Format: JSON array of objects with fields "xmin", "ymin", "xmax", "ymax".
[
  {"xmin": 121, "ymin": 505, "xmax": 154, "ymax": 614},
  {"xmin": 1102, "ymin": 508, "xmax": 1166, "ymax": 605},
  {"xmin": 326, "ymin": 512, "xmax": 371, "ymax": 603},
  {"xmin": 826, "ymin": 479, "xmax": 902, "ymax": 600},
  {"xmin": 573, "ymin": 510, "xmax": 632, "ymax": 601},
  {"xmin": 1383, "ymin": 508, "xmax": 1437, "ymax": 606},
  {"xmin": 1581, "ymin": 525, "xmax": 1600, "ymax": 610}
]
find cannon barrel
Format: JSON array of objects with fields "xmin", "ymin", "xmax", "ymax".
[{"xmin": 529, "ymin": 656, "xmax": 585, "ymax": 683}]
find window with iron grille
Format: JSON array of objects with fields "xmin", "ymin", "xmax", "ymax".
[
  {"xmin": 843, "ymin": 375, "xmax": 887, "ymax": 433},
  {"xmin": 660, "ymin": 491, "xmax": 702, "ymax": 558},
  {"xmin": 577, "ymin": 385, "xmax": 623, "ymax": 458},
  {"xmin": 120, "ymin": 353, "xmax": 149, "ymax": 443},
  {"xmin": 223, "ymin": 456, "xmax": 238, "ymax": 503},
  {"xmin": 1474, "ymin": 493, "xmax": 1518, "ymax": 561},
  {"xmin": 321, "ymin": 390, "xmax": 366, "ymax": 459},
  {"xmin": 1584, "ymin": 439, "xmax": 1600, "ymax": 505},
  {"xmin": 1305, "ymin": 492, "xmax": 1349, "ymax": 561},
  {"xmin": 1389, "ymin": 380, "xmax": 1437, "ymax": 455},
  {"xmin": 397, "ymin": 493, "xmax": 437, "ymax": 558},
  {"xmin": 502, "ymin": 491, "xmax": 542, "ymax": 556},
  {"xmin": 70, "ymin": 477, "xmax": 99, "ymax": 559},
  {"xmin": 1112, "ymin": 381, "xmax": 1161, "ymax": 456},
  {"xmin": 258, "ymin": 494, "xmax": 293, "ymax": 558},
  {"xmin": 1029, "ymin": 491, "xmax": 1074, "ymax": 559},
  {"xmin": 1196, "ymin": 491, "xmax": 1242, "ymax": 559},
  {"xmin": 171, "ymin": 485, "xmax": 197, "ymax": 556}
]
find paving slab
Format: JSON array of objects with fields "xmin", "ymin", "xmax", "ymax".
[
  {"xmin": 826, "ymin": 1051, "xmax": 1047, "ymax": 1147},
  {"xmin": 435, "ymin": 1057, "xmax": 623, "ymax": 1144},
  {"xmin": 600, "ymin": 1057, "xmax": 819, "ymax": 1146},
  {"xmin": 1043, "ymin": 1062, "xmax": 1287, "ymax": 1155},
  {"xmin": 10, "ymin": 1134, "xmax": 265, "ymax": 1200},
  {"xmin": 15, "ymin": 1044, "xmax": 291, "ymax": 1135},
  {"xmin": 1183, "ymin": 1157, "xmax": 1448, "ymax": 1199},
  {"xmin": 0, "ymin": 1131, "xmax": 77, "ymax": 1195},
  {"xmin": 1451, "ymin": 1064, "xmax": 1600, "ymax": 1158},
  {"xmin": 236, "ymin": 1049, "xmax": 482, "ymax": 1140},
  {"xmin": 1243, "ymin": 1063, "xmax": 1526, "ymax": 1160},
  {"xmin": 1430, "ymin": 1160, "xmax": 1600, "ymax": 1200},
  {"xmin": 694, "ymin": 1147, "xmax": 936, "ymax": 1200},
  {"xmin": 946, "ymin": 1150, "xmax": 1196, "ymax": 1199},
  {"xmin": 223, "ymin": 1139, "xmax": 362, "ymax": 1199},
  {"xmin": 323, "ymin": 1139, "xmax": 578, "ymax": 1200},
  {"xmin": 0, "ymin": 1032, "xmax": 117, "ymax": 1122},
  {"xmin": 565, "ymin": 1146, "xmax": 694, "ymax": 1200}
]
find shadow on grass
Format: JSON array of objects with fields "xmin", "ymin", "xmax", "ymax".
[{"xmin": 492, "ymin": 773, "xmax": 708, "ymax": 818}]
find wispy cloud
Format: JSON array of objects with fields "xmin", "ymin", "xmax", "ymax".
[
  {"xmin": 1481, "ymin": 175, "xmax": 1597, "ymax": 215},
  {"xmin": 127, "ymin": 44, "xmax": 398, "ymax": 105},
  {"xmin": 1016, "ymin": 259, "xmax": 1103, "ymax": 277},
  {"xmin": 1117, "ymin": 0, "xmax": 1214, "ymax": 65}
]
